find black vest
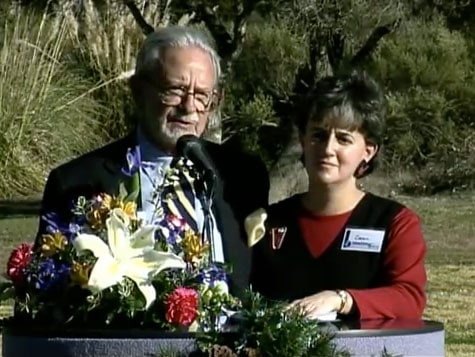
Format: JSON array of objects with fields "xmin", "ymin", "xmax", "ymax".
[{"xmin": 250, "ymin": 193, "xmax": 403, "ymax": 301}]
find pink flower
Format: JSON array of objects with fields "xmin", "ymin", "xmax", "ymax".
[
  {"xmin": 167, "ymin": 214, "xmax": 186, "ymax": 230},
  {"xmin": 165, "ymin": 287, "xmax": 199, "ymax": 327},
  {"xmin": 7, "ymin": 243, "xmax": 33, "ymax": 286}
]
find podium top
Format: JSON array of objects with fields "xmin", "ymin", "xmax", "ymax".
[
  {"xmin": 3, "ymin": 319, "xmax": 443, "ymax": 338},
  {"xmin": 323, "ymin": 319, "xmax": 444, "ymax": 337}
]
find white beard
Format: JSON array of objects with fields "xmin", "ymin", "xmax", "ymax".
[{"xmin": 158, "ymin": 112, "xmax": 200, "ymax": 148}]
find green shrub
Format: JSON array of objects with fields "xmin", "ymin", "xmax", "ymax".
[
  {"xmin": 370, "ymin": 16, "xmax": 474, "ymax": 93},
  {"xmin": 229, "ymin": 21, "xmax": 307, "ymax": 102},
  {"xmin": 383, "ymin": 87, "xmax": 460, "ymax": 167},
  {"xmin": 223, "ymin": 21, "xmax": 307, "ymax": 163},
  {"xmin": 366, "ymin": 15, "xmax": 475, "ymax": 192},
  {"xmin": 0, "ymin": 10, "xmax": 104, "ymax": 197}
]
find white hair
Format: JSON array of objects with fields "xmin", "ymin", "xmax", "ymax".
[
  {"xmin": 135, "ymin": 25, "xmax": 222, "ymax": 87},
  {"xmin": 135, "ymin": 26, "xmax": 222, "ymax": 132}
]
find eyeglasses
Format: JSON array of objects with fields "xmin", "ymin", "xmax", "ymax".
[{"xmin": 154, "ymin": 85, "xmax": 219, "ymax": 112}]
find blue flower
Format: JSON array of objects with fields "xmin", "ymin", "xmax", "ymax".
[
  {"xmin": 197, "ymin": 265, "xmax": 228, "ymax": 288},
  {"xmin": 68, "ymin": 223, "xmax": 81, "ymax": 235},
  {"xmin": 42, "ymin": 212, "xmax": 79, "ymax": 241},
  {"xmin": 25, "ymin": 258, "xmax": 71, "ymax": 292},
  {"xmin": 155, "ymin": 215, "xmax": 186, "ymax": 245},
  {"xmin": 121, "ymin": 146, "xmax": 141, "ymax": 176}
]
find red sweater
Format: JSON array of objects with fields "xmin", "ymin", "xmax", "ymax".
[{"xmin": 299, "ymin": 207, "xmax": 427, "ymax": 319}]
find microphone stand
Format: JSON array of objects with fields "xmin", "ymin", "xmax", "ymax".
[
  {"xmin": 199, "ymin": 170, "xmax": 229, "ymax": 331},
  {"xmin": 199, "ymin": 170, "xmax": 217, "ymax": 263}
]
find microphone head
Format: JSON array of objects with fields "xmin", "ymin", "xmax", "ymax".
[
  {"xmin": 176, "ymin": 134, "xmax": 200, "ymax": 157},
  {"xmin": 176, "ymin": 134, "xmax": 217, "ymax": 177}
]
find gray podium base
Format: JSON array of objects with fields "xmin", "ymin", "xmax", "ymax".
[
  {"xmin": 2, "ymin": 320, "xmax": 445, "ymax": 357},
  {"xmin": 334, "ymin": 331, "xmax": 445, "ymax": 356},
  {"xmin": 3, "ymin": 335, "xmax": 198, "ymax": 357}
]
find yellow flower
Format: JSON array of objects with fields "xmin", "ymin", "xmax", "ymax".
[
  {"xmin": 40, "ymin": 232, "xmax": 68, "ymax": 257},
  {"xmin": 99, "ymin": 193, "xmax": 117, "ymax": 211},
  {"xmin": 70, "ymin": 261, "xmax": 92, "ymax": 287},
  {"xmin": 87, "ymin": 208, "xmax": 107, "ymax": 231},
  {"xmin": 181, "ymin": 230, "xmax": 208, "ymax": 265},
  {"xmin": 100, "ymin": 194, "xmax": 136, "ymax": 219},
  {"xmin": 122, "ymin": 201, "xmax": 137, "ymax": 218},
  {"xmin": 87, "ymin": 194, "xmax": 138, "ymax": 230}
]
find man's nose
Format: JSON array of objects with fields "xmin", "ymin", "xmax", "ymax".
[{"xmin": 179, "ymin": 92, "xmax": 197, "ymax": 113}]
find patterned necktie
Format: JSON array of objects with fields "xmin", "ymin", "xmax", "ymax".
[{"xmin": 162, "ymin": 157, "xmax": 199, "ymax": 232}]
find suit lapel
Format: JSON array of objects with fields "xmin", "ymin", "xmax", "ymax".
[{"xmin": 207, "ymin": 158, "xmax": 250, "ymax": 297}]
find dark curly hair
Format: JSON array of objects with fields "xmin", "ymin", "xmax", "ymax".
[{"xmin": 296, "ymin": 71, "xmax": 386, "ymax": 178}]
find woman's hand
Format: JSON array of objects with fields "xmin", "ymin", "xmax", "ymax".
[{"xmin": 287, "ymin": 290, "xmax": 352, "ymax": 319}]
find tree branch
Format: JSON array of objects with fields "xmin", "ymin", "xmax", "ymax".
[
  {"xmin": 158, "ymin": 0, "xmax": 173, "ymax": 25},
  {"xmin": 123, "ymin": 0, "xmax": 155, "ymax": 35},
  {"xmin": 350, "ymin": 18, "xmax": 401, "ymax": 67},
  {"xmin": 230, "ymin": 0, "xmax": 257, "ymax": 61},
  {"xmin": 327, "ymin": 31, "xmax": 345, "ymax": 72},
  {"xmin": 195, "ymin": 5, "xmax": 234, "ymax": 60},
  {"xmin": 195, "ymin": 0, "xmax": 263, "ymax": 74}
]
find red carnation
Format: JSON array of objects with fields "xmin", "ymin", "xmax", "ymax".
[
  {"xmin": 165, "ymin": 287, "xmax": 199, "ymax": 327},
  {"xmin": 7, "ymin": 243, "xmax": 33, "ymax": 286}
]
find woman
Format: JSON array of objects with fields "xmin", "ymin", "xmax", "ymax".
[{"xmin": 249, "ymin": 71, "xmax": 427, "ymax": 320}]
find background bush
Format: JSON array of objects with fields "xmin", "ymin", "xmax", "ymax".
[
  {"xmin": 366, "ymin": 15, "xmax": 475, "ymax": 193},
  {"xmin": 222, "ymin": 21, "xmax": 307, "ymax": 163}
]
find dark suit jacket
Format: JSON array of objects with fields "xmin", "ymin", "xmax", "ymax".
[{"xmin": 35, "ymin": 133, "xmax": 269, "ymax": 297}]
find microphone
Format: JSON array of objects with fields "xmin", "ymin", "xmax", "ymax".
[{"xmin": 176, "ymin": 135, "xmax": 218, "ymax": 179}]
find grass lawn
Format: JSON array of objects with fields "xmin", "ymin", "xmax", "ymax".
[
  {"xmin": 0, "ymin": 192, "xmax": 474, "ymax": 356},
  {"xmin": 399, "ymin": 193, "xmax": 475, "ymax": 356}
]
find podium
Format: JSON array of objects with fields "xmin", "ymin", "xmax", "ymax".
[
  {"xmin": 2, "ymin": 319, "xmax": 444, "ymax": 357},
  {"xmin": 326, "ymin": 319, "xmax": 444, "ymax": 356}
]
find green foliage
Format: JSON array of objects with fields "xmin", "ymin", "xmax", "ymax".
[
  {"xmin": 371, "ymin": 16, "xmax": 473, "ymax": 93},
  {"xmin": 367, "ymin": 15, "xmax": 475, "ymax": 192},
  {"xmin": 383, "ymin": 87, "xmax": 460, "ymax": 166},
  {"xmin": 235, "ymin": 292, "xmax": 349, "ymax": 357},
  {"xmin": 230, "ymin": 22, "xmax": 307, "ymax": 99},
  {"xmin": 223, "ymin": 90, "xmax": 277, "ymax": 154},
  {"xmin": 223, "ymin": 22, "xmax": 307, "ymax": 163},
  {"xmin": 196, "ymin": 291, "xmax": 349, "ymax": 357},
  {"xmin": 0, "ymin": 9, "xmax": 103, "ymax": 198}
]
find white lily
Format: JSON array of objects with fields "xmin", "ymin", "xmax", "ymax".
[
  {"xmin": 245, "ymin": 208, "xmax": 268, "ymax": 247},
  {"xmin": 73, "ymin": 208, "xmax": 186, "ymax": 309}
]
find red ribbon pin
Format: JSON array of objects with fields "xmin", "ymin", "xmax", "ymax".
[{"xmin": 271, "ymin": 227, "xmax": 287, "ymax": 250}]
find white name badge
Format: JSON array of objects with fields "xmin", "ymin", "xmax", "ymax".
[{"xmin": 341, "ymin": 228, "xmax": 385, "ymax": 253}]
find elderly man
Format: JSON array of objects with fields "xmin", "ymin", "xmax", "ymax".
[{"xmin": 35, "ymin": 26, "xmax": 269, "ymax": 296}]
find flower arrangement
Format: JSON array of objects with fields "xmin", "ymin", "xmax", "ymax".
[
  {"xmin": 1, "ymin": 191, "xmax": 236, "ymax": 332},
  {"xmin": 0, "ymin": 149, "xmax": 348, "ymax": 357},
  {"xmin": 0, "ymin": 149, "xmax": 237, "ymax": 332}
]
